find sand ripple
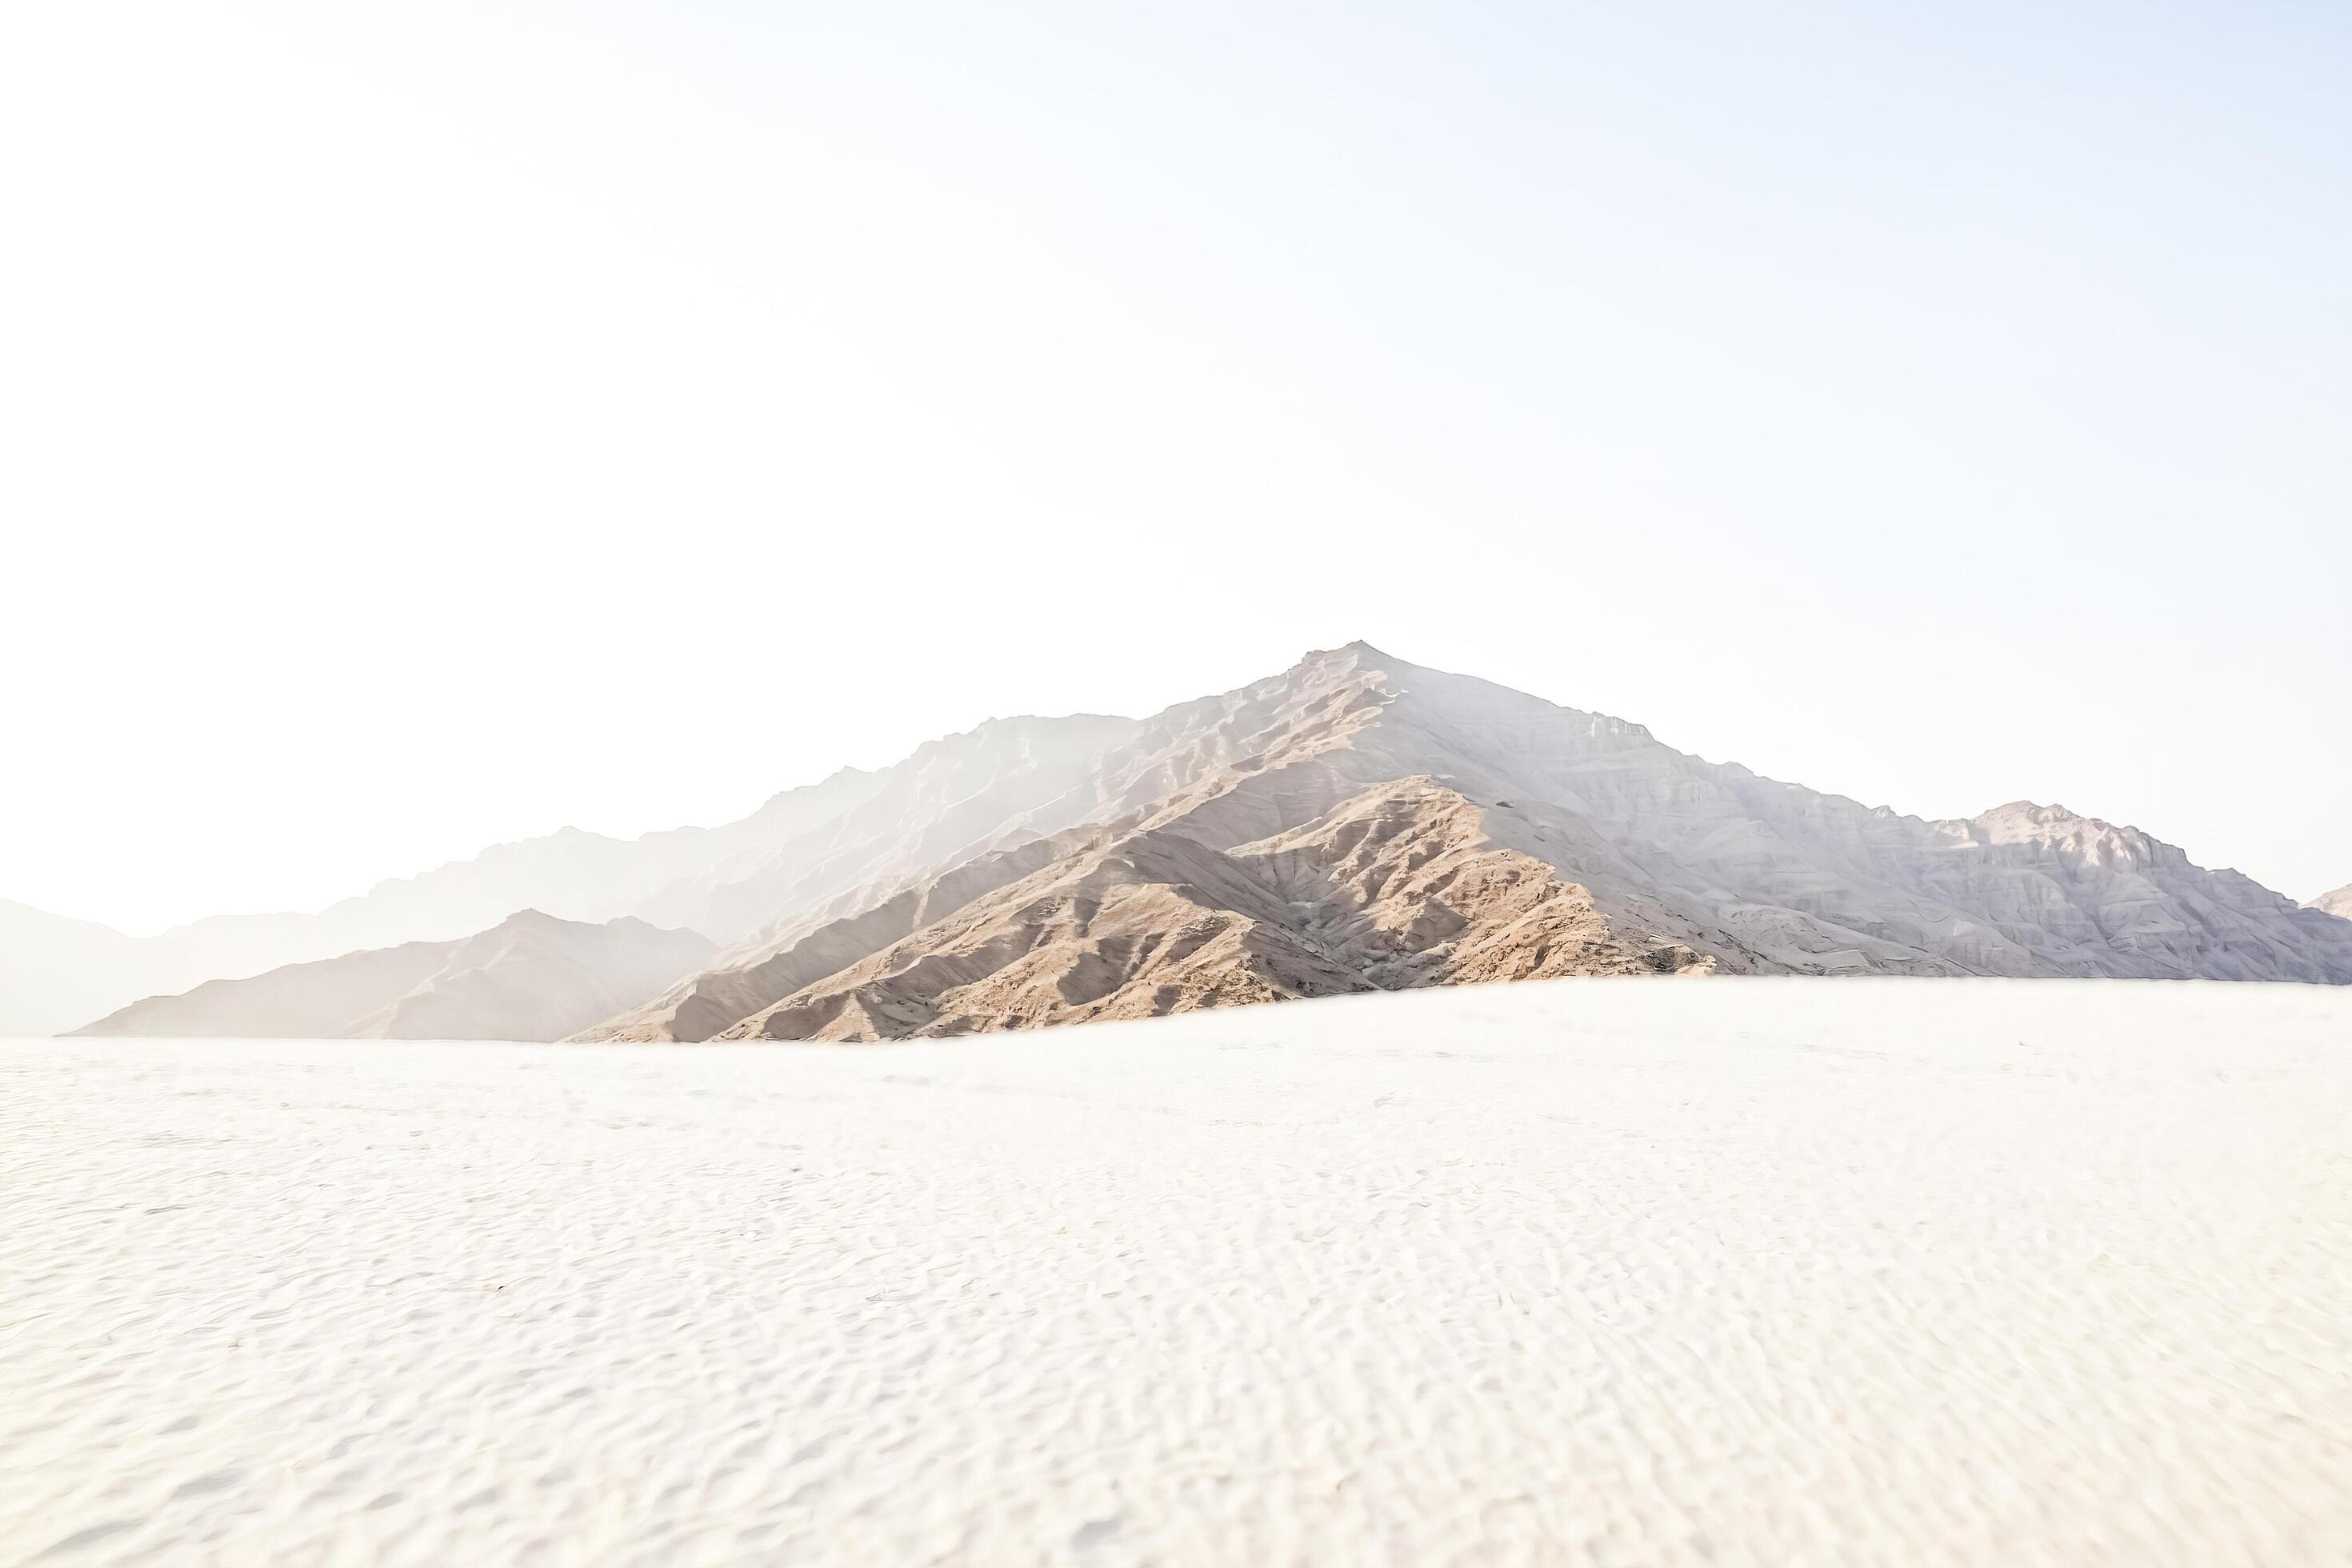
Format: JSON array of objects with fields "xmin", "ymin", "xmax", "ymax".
[{"xmin": 5, "ymin": 979, "xmax": 2350, "ymax": 1564}]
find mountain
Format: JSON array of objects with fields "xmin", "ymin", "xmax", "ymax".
[
  {"xmin": 117, "ymin": 763, "xmax": 885, "ymax": 977},
  {"xmin": 0, "ymin": 716, "xmax": 1137, "ymax": 1035},
  {"xmin": 578, "ymin": 643, "xmax": 2352, "ymax": 1043},
  {"xmin": 2312, "ymin": 884, "xmax": 2352, "ymax": 922},
  {"xmin": 69, "ymin": 912, "xmax": 714, "ymax": 1042},
  {"xmin": 630, "ymin": 714, "xmax": 1143, "ymax": 944},
  {"xmin": 18, "ymin": 644, "xmax": 2347, "ymax": 1042},
  {"xmin": 240, "ymin": 713, "xmax": 1142, "ymax": 958}
]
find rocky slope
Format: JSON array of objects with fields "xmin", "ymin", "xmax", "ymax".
[
  {"xmin": 700, "ymin": 781, "xmax": 1706, "ymax": 1044},
  {"xmin": 70, "ymin": 912, "xmax": 713, "ymax": 1042},
  {"xmin": 2310, "ymin": 884, "xmax": 2352, "ymax": 922},
  {"xmin": 580, "ymin": 643, "xmax": 2352, "ymax": 1043}
]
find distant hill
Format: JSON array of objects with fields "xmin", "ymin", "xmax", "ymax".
[
  {"xmin": 0, "ymin": 715, "xmax": 1131, "ymax": 1035},
  {"xmin": 69, "ymin": 912, "xmax": 713, "ymax": 1042},
  {"xmin": 2312, "ymin": 884, "xmax": 2352, "ymax": 922}
]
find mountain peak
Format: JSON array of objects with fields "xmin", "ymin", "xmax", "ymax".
[
  {"xmin": 1304, "ymin": 638, "xmax": 1400, "ymax": 666},
  {"xmin": 586, "ymin": 642, "xmax": 2352, "ymax": 1046},
  {"xmin": 16, "ymin": 645, "xmax": 2352, "ymax": 1042},
  {"xmin": 1974, "ymin": 800, "xmax": 2113, "ymax": 834}
]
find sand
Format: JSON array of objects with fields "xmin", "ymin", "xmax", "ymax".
[{"xmin": 6, "ymin": 978, "xmax": 2350, "ymax": 1565}]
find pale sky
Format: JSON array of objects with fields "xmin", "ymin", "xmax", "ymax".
[{"xmin": 3, "ymin": 1, "xmax": 2347, "ymax": 935}]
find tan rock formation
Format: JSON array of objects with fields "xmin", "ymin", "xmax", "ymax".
[
  {"xmin": 20, "ymin": 642, "xmax": 2346, "ymax": 1043},
  {"xmin": 582, "ymin": 642, "xmax": 2351, "ymax": 1042}
]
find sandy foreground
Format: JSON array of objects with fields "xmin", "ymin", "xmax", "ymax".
[{"xmin": 5, "ymin": 980, "xmax": 2350, "ymax": 1566}]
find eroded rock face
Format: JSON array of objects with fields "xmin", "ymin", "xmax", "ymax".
[
  {"xmin": 706, "ymin": 778, "xmax": 1705, "ymax": 1044},
  {"xmin": 584, "ymin": 642, "xmax": 2348, "ymax": 1044}
]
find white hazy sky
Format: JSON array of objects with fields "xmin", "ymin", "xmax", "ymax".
[{"xmin": 3, "ymin": 1, "xmax": 2347, "ymax": 935}]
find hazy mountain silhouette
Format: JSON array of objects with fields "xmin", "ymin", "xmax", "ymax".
[{"xmin": 70, "ymin": 911, "xmax": 712, "ymax": 1042}]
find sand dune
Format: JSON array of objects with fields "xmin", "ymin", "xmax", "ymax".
[{"xmin": 6, "ymin": 980, "xmax": 2349, "ymax": 1565}]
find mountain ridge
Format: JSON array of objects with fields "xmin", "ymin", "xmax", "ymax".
[
  {"xmin": 69, "ymin": 910, "xmax": 714, "ymax": 1042},
  {"xmin": 0, "ymin": 717, "xmax": 1131, "ymax": 1034},
  {"xmin": 576, "ymin": 642, "xmax": 2352, "ymax": 1044},
  {"xmin": 11, "ymin": 642, "xmax": 2348, "ymax": 1041}
]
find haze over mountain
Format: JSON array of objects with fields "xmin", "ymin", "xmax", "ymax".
[
  {"xmin": 586, "ymin": 644, "xmax": 2352, "ymax": 1043},
  {"xmin": 0, "ymin": 717, "xmax": 1131, "ymax": 1034},
  {"xmin": 1, "ymin": 900, "xmax": 144, "ymax": 1038},
  {"xmin": 13, "ymin": 644, "xmax": 2350, "ymax": 1041},
  {"xmin": 70, "ymin": 912, "xmax": 712, "ymax": 1042}
]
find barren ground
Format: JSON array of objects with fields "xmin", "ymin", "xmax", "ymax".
[{"xmin": 6, "ymin": 979, "xmax": 2349, "ymax": 1565}]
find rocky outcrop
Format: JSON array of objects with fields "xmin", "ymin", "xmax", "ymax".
[
  {"xmin": 70, "ymin": 912, "xmax": 713, "ymax": 1042},
  {"xmin": 705, "ymin": 778, "xmax": 1702, "ymax": 1044},
  {"xmin": 2310, "ymin": 884, "xmax": 2352, "ymax": 922}
]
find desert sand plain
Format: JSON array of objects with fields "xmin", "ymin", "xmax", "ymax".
[{"xmin": 6, "ymin": 978, "xmax": 2350, "ymax": 1566}]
